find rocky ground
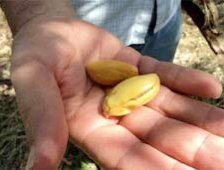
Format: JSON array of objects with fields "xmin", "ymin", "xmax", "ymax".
[{"xmin": 0, "ymin": 6, "xmax": 224, "ymax": 170}]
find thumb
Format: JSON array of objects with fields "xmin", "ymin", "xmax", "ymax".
[{"xmin": 11, "ymin": 60, "xmax": 68, "ymax": 169}]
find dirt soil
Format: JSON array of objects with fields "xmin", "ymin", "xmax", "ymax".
[{"xmin": 0, "ymin": 7, "xmax": 224, "ymax": 170}]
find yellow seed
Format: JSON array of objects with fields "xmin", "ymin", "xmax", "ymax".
[
  {"xmin": 103, "ymin": 74, "xmax": 160, "ymax": 116},
  {"xmin": 86, "ymin": 60, "xmax": 138, "ymax": 86}
]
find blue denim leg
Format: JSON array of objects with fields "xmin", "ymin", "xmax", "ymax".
[{"xmin": 140, "ymin": 7, "xmax": 182, "ymax": 62}]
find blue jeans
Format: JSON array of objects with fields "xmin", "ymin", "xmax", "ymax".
[{"xmin": 130, "ymin": 6, "xmax": 182, "ymax": 62}]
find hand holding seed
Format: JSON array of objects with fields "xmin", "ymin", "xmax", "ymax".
[{"xmin": 9, "ymin": 16, "xmax": 224, "ymax": 169}]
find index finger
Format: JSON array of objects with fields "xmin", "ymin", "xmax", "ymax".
[{"xmin": 138, "ymin": 56, "xmax": 222, "ymax": 98}]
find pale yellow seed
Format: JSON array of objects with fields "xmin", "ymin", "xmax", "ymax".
[
  {"xmin": 86, "ymin": 60, "xmax": 138, "ymax": 86},
  {"xmin": 103, "ymin": 74, "xmax": 160, "ymax": 116}
]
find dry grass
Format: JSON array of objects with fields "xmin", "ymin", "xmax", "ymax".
[{"xmin": 0, "ymin": 7, "xmax": 224, "ymax": 170}]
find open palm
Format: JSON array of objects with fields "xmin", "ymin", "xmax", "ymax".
[{"xmin": 11, "ymin": 19, "xmax": 224, "ymax": 169}]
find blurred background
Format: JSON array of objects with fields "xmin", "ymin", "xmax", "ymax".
[{"xmin": 0, "ymin": 1, "xmax": 224, "ymax": 169}]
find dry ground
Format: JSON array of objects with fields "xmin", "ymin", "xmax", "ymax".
[{"xmin": 0, "ymin": 7, "xmax": 224, "ymax": 170}]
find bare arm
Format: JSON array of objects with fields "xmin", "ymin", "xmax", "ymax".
[{"xmin": 0, "ymin": 0, "xmax": 75, "ymax": 34}]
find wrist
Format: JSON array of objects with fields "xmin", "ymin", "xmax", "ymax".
[{"xmin": 1, "ymin": 0, "xmax": 75, "ymax": 35}]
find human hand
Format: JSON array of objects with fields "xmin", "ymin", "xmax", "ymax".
[{"xmin": 11, "ymin": 18, "xmax": 224, "ymax": 169}]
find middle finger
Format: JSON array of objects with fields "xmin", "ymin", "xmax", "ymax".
[
  {"xmin": 147, "ymin": 86, "xmax": 224, "ymax": 136},
  {"xmin": 119, "ymin": 107, "xmax": 224, "ymax": 169}
]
